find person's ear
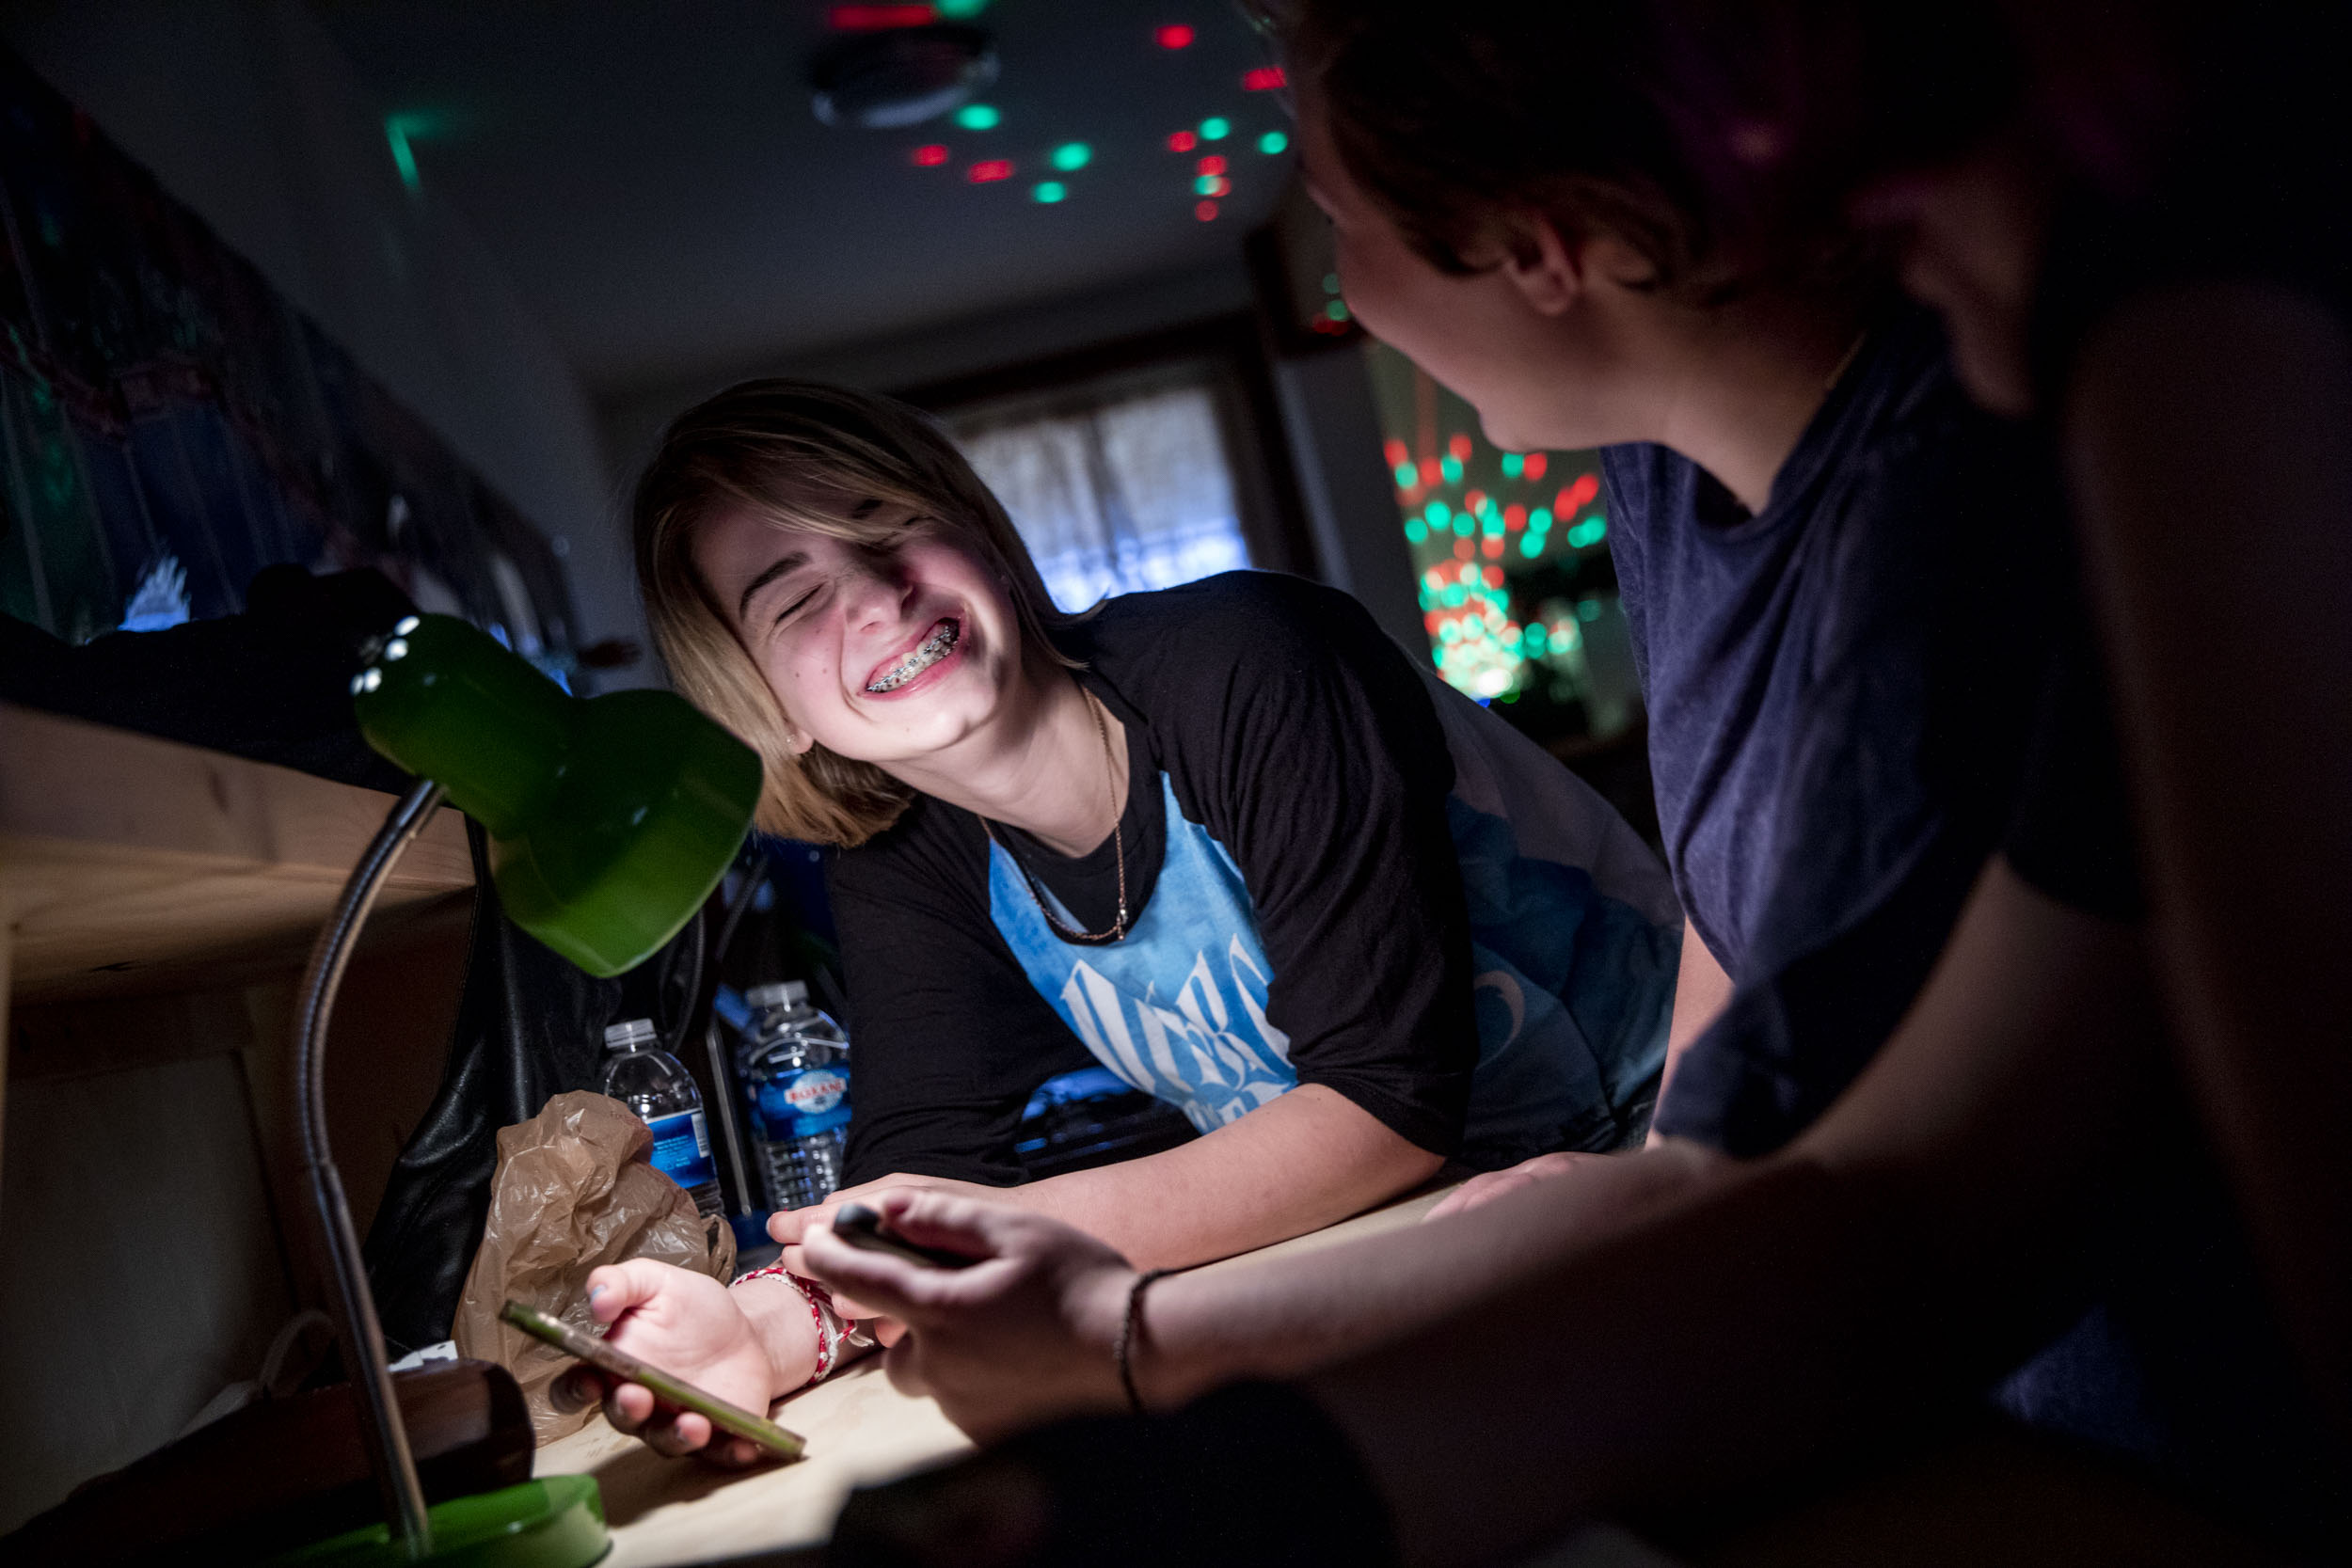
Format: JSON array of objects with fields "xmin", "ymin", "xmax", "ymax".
[
  {"xmin": 1498, "ymin": 212, "xmax": 1583, "ymax": 317},
  {"xmin": 779, "ymin": 727, "xmax": 816, "ymax": 757}
]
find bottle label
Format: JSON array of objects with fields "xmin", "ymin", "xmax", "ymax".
[
  {"xmin": 645, "ymin": 1109, "xmax": 717, "ymax": 1191},
  {"xmin": 756, "ymin": 1067, "xmax": 850, "ymax": 1138}
]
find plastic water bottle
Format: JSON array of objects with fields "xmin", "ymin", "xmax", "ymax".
[
  {"xmin": 739, "ymin": 981, "xmax": 851, "ymax": 1211},
  {"xmin": 601, "ymin": 1018, "xmax": 723, "ymax": 1218}
]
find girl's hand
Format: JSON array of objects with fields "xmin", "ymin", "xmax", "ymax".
[
  {"xmin": 799, "ymin": 1190, "xmax": 1136, "ymax": 1444},
  {"xmin": 551, "ymin": 1259, "xmax": 818, "ymax": 1465}
]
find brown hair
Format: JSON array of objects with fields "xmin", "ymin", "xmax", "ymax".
[
  {"xmin": 1263, "ymin": 0, "xmax": 1867, "ymax": 299},
  {"xmin": 633, "ymin": 379, "xmax": 1077, "ymax": 847}
]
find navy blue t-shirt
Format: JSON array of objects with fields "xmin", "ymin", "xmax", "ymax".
[{"xmin": 1606, "ymin": 307, "xmax": 2063, "ymax": 1154}]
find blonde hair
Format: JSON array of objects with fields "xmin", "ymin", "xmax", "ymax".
[{"xmin": 633, "ymin": 379, "xmax": 1078, "ymax": 846}]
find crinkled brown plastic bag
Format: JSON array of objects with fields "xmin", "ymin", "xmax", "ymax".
[{"xmin": 453, "ymin": 1089, "xmax": 737, "ymax": 1442}]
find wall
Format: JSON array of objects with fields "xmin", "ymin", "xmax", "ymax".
[
  {"xmin": 598, "ymin": 258, "xmax": 1259, "ymax": 483},
  {"xmin": 0, "ymin": 0, "xmax": 647, "ymax": 673},
  {"xmin": 1268, "ymin": 346, "xmax": 1424, "ymax": 655}
]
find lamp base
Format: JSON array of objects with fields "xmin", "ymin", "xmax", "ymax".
[{"xmin": 262, "ymin": 1476, "xmax": 608, "ymax": 1568}]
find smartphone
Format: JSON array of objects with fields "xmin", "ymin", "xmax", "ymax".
[
  {"xmin": 829, "ymin": 1201, "xmax": 981, "ymax": 1269},
  {"xmin": 501, "ymin": 1299, "xmax": 807, "ymax": 1461}
]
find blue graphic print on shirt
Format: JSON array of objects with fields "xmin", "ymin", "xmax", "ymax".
[{"xmin": 990, "ymin": 776, "xmax": 1293, "ymax": 1132}]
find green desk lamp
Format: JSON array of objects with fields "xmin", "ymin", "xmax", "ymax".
[{"xmin": 277, "ymin": 613, "xmax": 760, "ymax": 1566}]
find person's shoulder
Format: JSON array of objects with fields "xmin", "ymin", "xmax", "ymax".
[
  {"xmin": 830, "ymin": 794, "xmax": 982, "ymax": 905},
  {"xmin": 1088, "ymin": 569, "xmax": 1365, "ymax": 633},
  {"xmin": 1085, "ymin": 571, "xmax": 1391, "ymax": 682}
]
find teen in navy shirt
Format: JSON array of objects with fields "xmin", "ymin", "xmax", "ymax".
[{"xmin": 1610, "ymin": 305, "xmax": 2061, "ymax": 1152}]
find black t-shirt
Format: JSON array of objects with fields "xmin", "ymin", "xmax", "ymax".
[{"xmin": 831, "ymin": 571, "xmax": 1683, "ymax": 1187}]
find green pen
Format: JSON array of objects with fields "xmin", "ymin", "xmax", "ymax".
[{"xmin": 501, "ymin": 1298, "xmax": 808, "ymax": 1462}]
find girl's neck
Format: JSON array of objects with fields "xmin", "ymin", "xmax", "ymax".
[
  {"xmin": 887, "ymin": 654, "xmax": 1128, "ymax": 857},
  {"xmin": 1636, "ymin": 289, "xmax": 1870, "ymax": 515}
]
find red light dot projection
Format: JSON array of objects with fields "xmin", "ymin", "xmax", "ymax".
[
  {"xmin": 1155, "ymin": 24, "xmax": 1195, "ymax": 48},
  {"xmin": 968, "ymin": 159, "xmax": 1015, "ymax": 182},
  {"xmin": 1168, "ymin": 130, "xmax": 1199, "ymax": 151},
  {"xmin": 1556, "ymin": 472, "xmax": 1600, "ymax": 515},
  {"xmin": 1419, "ymin": 457, "xmax": 1441, "ymax": 486},
  {"xmin": 1484, "ymin": 565, "xmax": 1506, "ymax": 589},
  {"xmin": 1242, "ymin": 66, "xmax": 1287, "ymax": 90},
  {"xmin": 911, "ymin": 144, "xmax": 949, "ymax": 166},
  {"xmin": 1481, "ymin": 537, "xmax": 1504, "ymax": 559},
  {"xmin": 1464, "ymin": 488, "xmax": 1486, "ymax": 515},
  {"xmin": 1200, "ymin": 175, "xmax": 1231, "ymax": 197},
  {"xmin": 1196, "ymin": 154, "xmax": 1227, "ymax": 176},
  {"xmin": 1523, "ymin": 451, "xmax": 1549, "ymax": 481},
  {"xmin": 1454, "ymin": 539, "xmax": 1473, "ymax": 560},
  {"xmin": 1386, "ymin": 438, "xmax": 1412, "ymax": 469},
  {"xmin": 831, "ymin": 4, "xmax": 936, "ymax": 27},
  {"xmin": 1504, "ymin": 503, "xmax": 1527, "ymax": 530},
  {"xmin": 1195, "ymin": 198, "xmax": 1219, "ymax": 220},
  {"xmin": 1447, "ymin": 432, "xmax": 1473, "ymax": 461}
]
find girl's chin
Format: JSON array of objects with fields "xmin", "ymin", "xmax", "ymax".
[{"xmin": 850, "ymin": 666, "xmax": 1008, "ymax": 747}]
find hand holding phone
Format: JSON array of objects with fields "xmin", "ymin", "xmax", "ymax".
[
  {"xmin": 829, "ymin": 1200, "xmax": 982, "ymax": 1269},
  {"xmin": 501, "ymin": 1299, "xmax": 807, "ymax": 1460}
]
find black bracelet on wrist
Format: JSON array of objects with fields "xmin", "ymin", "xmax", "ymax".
[{"xmin": 1112, "ymin": 1267, "xmax": 1174, "ymax": 1414}]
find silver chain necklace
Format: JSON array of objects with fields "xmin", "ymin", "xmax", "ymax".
[{"xmin": 984, "ymin": 686, "xmax": 1128, "ymax": 945}]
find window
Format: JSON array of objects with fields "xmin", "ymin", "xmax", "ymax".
[{"xmin": 947, "ymin": 368, "xmax": 1254, "ymax": 611}]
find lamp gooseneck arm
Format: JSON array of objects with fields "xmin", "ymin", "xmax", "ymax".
[{"xmin": 294, "ymin": 777, "xmax": 449, "ymax": 1560}]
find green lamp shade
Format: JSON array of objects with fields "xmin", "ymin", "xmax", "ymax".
[{"xmin": 351, "ymin": 614, "xmax": 760, "ymax": 977}]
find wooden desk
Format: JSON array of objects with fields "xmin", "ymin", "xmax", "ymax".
[
  {"xmin": 535, "ymin": 1175, "xmax": 2285, "ymax": 1568},
  {"xmin": 534, "ymin": 1187, "xmax": 1458, "ymax": 1564}
]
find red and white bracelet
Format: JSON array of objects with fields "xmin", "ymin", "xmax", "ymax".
[{"xmin": 734, "ymin": 1261, "xmax": 868, "ymax": 1390}]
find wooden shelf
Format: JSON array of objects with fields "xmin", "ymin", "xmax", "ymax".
[
  {"xmin": 0, "ymin": 702, "xmax": 471, "ymax": 1009},
  {"xmin": 0, "ymin": 705, "xmax": 480, "ymax": 1533}
]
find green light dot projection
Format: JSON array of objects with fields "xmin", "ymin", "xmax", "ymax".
[
  {"xmin": 897, "ymin": 23, "xmax": 1299, "ymax": 229},
  {"xmin": 892, "ymin": 17, "xmax": 1298, "ymax": 223},
  {"xmin": 384, "ymin": 112, "xmax": 439, "ymax": 194}
]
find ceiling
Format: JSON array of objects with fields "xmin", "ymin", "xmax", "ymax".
[{"xmin": 310, "ymin": 0, "xmax": 1293, "ymax": 397}]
